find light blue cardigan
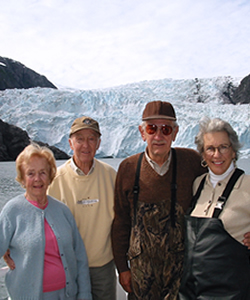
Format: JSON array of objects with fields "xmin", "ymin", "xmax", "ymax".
[{"xmin": 0, "ymin": 194, "xmax": 92, "ymax": 300}]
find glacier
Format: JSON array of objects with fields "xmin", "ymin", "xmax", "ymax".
[{"xmin": 0, "ymin": 76, "xmax": 250, "ymax": 159}]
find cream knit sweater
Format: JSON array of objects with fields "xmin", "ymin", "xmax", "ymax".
[{"xmin": 48, "ymin": 158, "xmax": 116, "ymax": 267}]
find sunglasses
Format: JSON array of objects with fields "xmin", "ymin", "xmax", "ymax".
[{"xmin": 145, "ymin": 124, "xmax": 173, "ymax": 136}]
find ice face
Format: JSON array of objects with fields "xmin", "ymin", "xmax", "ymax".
[{"xmin": 0, "ymin": 76, "xmax": 249, "ymax": 158}]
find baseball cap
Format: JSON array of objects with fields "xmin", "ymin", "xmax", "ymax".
[
  {"xmin": 69, "ymin": 116, "xmax": 101, "ymax": 136},
  {"xmin": 142, "ymin": 101, "xmax": 176, "ymax": 121}
]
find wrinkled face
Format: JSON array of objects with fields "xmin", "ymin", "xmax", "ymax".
[
  {"xmin": 22, "ymin": 155, "xmax": 50, "ymax": 200},
  {"xmin": 69, "ymin": 129, "xmax": 101, "ymax": 167},
  {"xmin": 139, "ymin": 118, "xmax": 178, "ymax": 164},
  {"xmin": 203, "ymin": 131, "xmax": 236, "ymax": 175}
]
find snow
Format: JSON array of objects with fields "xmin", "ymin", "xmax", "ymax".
[{"xmin": 0, "ymin": 76, "xmax": 249, "ymax": 159}]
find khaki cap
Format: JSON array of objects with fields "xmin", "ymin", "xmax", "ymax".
[{"xmin": 69, "ymin": 116, "xmax": 101, "ymax": 136}]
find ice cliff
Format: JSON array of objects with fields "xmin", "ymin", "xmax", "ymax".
[{"xmin": 0, "ymin": 76, "xmax": 249, "ymax": 158}]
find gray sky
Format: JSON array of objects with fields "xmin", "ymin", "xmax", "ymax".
[{"xmin": 1, "ymin": 0, "xmax": 250, "ymax": 90}]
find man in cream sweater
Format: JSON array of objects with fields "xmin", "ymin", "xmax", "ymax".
[{"xmin": 48, "ymin": 116, "xmax": 117, "ymax": 300}]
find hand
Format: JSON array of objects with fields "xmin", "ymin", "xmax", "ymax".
[
  {"xmin": 119, "ymin": 270, "xmax": 132, "ymax": 293},
  {"xmin": 243, "ymin": 232, "xmax": 250, "ymax": 249},
  {"xmin": 3, "ymin": 249, "xmax": 15, "ymax": 270}
]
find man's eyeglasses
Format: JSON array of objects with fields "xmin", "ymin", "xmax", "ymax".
[
  {"xmin": 204, "ymin": 144, "xmax": 232, "ymax": 155},
  {"xmin": 145, "ymin": 124, "xmax": 173, "ymax": 136}
]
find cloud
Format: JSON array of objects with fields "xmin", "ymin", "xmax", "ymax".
[{"xmin": 1, "ymin": 0, "xmax": 250, "ymax": 89}]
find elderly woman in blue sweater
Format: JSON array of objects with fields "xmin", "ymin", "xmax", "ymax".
[{"xmin": 0, "ymin": 143, "xmax": 92, "ymax": 300}]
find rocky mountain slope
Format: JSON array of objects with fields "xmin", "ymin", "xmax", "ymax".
[
  {"xmin": 232, "ymin": 73, "xmax": 250, "ymax": 104},
  {"xmin": 0, "ymin": 56, "xmax": 57, "ymax": 90}
]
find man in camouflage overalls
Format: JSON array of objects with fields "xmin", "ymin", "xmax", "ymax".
[{"xmin": 111, "ymin": 101, "xmax": 206, "ymax": 299}]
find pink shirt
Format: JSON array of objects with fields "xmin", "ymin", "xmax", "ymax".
[{"xmin": 27, "ymin": 199, "xmax": 66, "ymax": 292}]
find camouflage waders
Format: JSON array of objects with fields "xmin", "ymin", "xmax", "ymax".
[{"xmin": 127, "ymin": 150, "xmax": 185, "ymax": 300}]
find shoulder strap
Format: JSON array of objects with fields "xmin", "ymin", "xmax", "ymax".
[
  {"xmin": 187, "ymin": 168, "xmax": 244, "ymax": 217},
  {"xmin": 170, "ymin": 148, "xmax": 177, "ymax": 228},
  {"xmin": 186, "ymin": 175, "xmax": 206, "ymax": 215},
  {"xmin": 212, "ymin": 168, "xmax": 244, "ymax": 218},
  {"xmin": 133, "ymin": 152, "xmax": 144, "ymax": 227}
]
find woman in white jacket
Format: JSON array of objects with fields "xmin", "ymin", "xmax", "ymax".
[{"xmin": 179, "ymin": 117, "xmax": 250, "ymax": 300}]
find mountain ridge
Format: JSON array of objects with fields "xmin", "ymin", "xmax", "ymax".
[{"xmin": 0, "ymin": 56, "xmax": 57, "ymax": 90}]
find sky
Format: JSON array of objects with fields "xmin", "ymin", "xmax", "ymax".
[{"xmin": 1, "ymin": 0, "xmax": 250, "ymax": 90}]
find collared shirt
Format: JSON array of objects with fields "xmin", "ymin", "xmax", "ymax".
[
  {"xmin": 70, "ymin": 157, "xmax": 95, "ymax": 176},
  {"xmin": 145, "ymin": 148, "xmax": 172, "ymax": 176}
]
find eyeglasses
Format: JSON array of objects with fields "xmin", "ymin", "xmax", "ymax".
[
  {"xmin": 204, "ymin": 144, "xmax": 232, "ymax": 155},
  {"xmin": 145, "ymin": 124, "xmax": 173, "ymax": 136}
]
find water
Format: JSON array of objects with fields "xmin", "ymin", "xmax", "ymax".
[{"xmin": 1, "ymin": 157, "xmax": 250, "ymax": 299}]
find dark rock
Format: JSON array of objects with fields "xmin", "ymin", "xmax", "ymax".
[
  {"xmin": 221, "ymin": 80, "xmax": 238, "ymax": 104},
  {"xmin": 0, "ymin": 119, "xmax": 30, "ymax": 161},
  {"xmin": 0, "ymin": 119, "xmax": 69, "ymax": 161},
  {"xmin": 0, "ymin": 56, "xmax": 57, "ymax": 90},
  {"xmin": 34, "ymin": 141, "xmax": 70, "ymax": 160},
  {"xmin": 232, "ymin": 74, "xmax": 250, "ymax": 104}
]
